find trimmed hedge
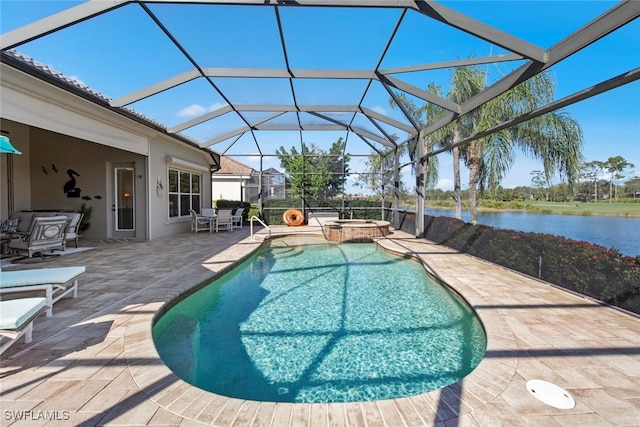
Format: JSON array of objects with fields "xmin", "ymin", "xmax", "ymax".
[
  {"xmin": 213, "ymin": 199, "xmax": 251, "ymax": 224},
  {"xmin": 260, "ymin": 198, "xmax": 390, "ymax": 225},
  {"xmin": 421, "ymin": 215, "xmax": 640, "ymax": 315}
]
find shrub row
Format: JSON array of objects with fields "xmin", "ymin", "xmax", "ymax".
[
  {"xmin": 260, "ymin": 198, "xmax": 389, "ymax": 225},
  {"xmin": 422, "ymin": 215, "xmax": 640, "ymax": 315}
]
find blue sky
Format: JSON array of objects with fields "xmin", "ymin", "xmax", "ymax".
[{"xmin": 2, "ymin": 0, "xmax": 638, "ymax": 192}]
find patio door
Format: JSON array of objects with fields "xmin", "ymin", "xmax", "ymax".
[{"xmin": 113, "ymin": 165, "xmax": 135, "ymax": 237}]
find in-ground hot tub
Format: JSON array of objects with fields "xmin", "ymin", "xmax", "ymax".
[{"xmin": 323, "ymin": 219, "xmax": 390, "ymax": 242}]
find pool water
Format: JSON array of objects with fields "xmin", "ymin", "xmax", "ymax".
[{"xmin": 153, "ymin": 238, "xmax": 486, "ymax": 403}]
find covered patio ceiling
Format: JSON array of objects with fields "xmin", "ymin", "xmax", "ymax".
[{"xmin": 1, "ymin": 0, "xmax": 639, "ymax": 164}]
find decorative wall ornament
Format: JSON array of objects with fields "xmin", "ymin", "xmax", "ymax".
[{"xmin": 64, "ymin": 169, "xmax": 82, "ymax": 198}]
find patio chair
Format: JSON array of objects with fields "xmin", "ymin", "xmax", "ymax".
[
  {"xmin": 189, "ymin": 209, "xmax": 211, "ymax": 233},
  {"xmin": 214, "ymin": 209, "xmax": 233, "ymax": 232},
  {"xmin": 7, "ymin": 216, "xmax": 69, "ymax": 258},
  {"xmin": 201, "ymin": 208, "xmax": 215, "ymax": 218},
  {"xmin": 231, "ymin": 208, "xmax": 244, "ymax": 228},
  {"xmin": 0, "ymin": 266, "xmax": 86, "ymax": 316},
  {"xmin": 0, "ymin": 297, "xmax": 48, "ymax": 355},
  {"xmin": 60, "ymin": 212, "xmax": 84, "ymax": 249}
]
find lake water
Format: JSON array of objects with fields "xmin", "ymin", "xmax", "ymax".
[{"xmin": 423, "ymin": 208, "xmax": 640, "ymax": 257}]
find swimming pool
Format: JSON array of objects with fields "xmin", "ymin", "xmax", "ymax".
[{"xmin": 153, "ymin": 237, "xmax": 486, "ymax": 403}]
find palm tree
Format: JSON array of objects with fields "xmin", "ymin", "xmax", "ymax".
[
  {"xmin": 390, "ymin": 65, "xmax": 582, "ymax": 224},
  {"xmin": 459, "ymin": 69, "xmax": 583, "ymax": 223},
  {"xmin": 446, "ymin": 66, "xmax": 487, "ymax": 220},
  {"xmin": 387, "ymin": 91, "xmax": 441, "ymax": 193}
]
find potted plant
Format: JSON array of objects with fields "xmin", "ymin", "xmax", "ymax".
[{"xmin": 79, "ymin": 203, "xmax": 92, "ymax": 234}]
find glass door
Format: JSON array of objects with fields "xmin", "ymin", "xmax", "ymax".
[{"xmin": 115, "ymin": 167, "xmax": 135, "ymax": 231}]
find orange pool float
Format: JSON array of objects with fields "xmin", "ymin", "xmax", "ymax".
[{"xmin": 283, "ymin": 209, "xmax": 305, "ymax": 226}]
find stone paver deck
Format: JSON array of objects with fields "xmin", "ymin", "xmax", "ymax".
[{"xmin": 1, "ymin": 225, "xmax": 639, "ymax": 426}]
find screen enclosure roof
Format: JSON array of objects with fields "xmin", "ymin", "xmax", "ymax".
[{"xmin": 1, "ymin": 0, "xmax": 639, "ymax": 163}]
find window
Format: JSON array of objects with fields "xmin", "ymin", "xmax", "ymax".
[{"xmin": 168, "ymin": 168, "xmax": 201, "ymax": 218}]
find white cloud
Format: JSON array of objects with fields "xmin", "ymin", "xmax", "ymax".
[
  {"xmin": 436, "ymin": 178, "xmax": 454, "ymax": 191},
  {"xmin": 177, "ymin": 104, "xmax": 207, "ymax": 117},
  {"xmin": 208, "ymin": 102, "xmax": 227, "ymax": 112},
  {"xmin": 370, "ymin": 105, "xmax": 387, "ymax": 116},
  {"xmin": 177, "ymin": 102, "xmax": 228, "ymax": 118}
]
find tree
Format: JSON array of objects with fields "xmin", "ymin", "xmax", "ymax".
[
  {"xmin": 275, "ymin": 137, "xmax": 350, "ymax": 200},
  {"xmin": 463, "ymin": 71, "xmax": 583, "ymax": 223},
  {"xmin": 625, "ymin": 176, "xmax": 640, "ymax": 198},
  {"xmin": 530, "ymin": 170, "xmax": 547, "ymax": 200},
  {"xmin": 604, "ymin": 156, "xmax": 635, "ymax": 202},
  {"xmin": 582, "ymin": 160, "xmax": 606, "ymax": 202}
]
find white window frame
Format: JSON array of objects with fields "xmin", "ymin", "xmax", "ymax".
[{"xmin": 168, "ymin": 167, "xmax": 202, "ymax": 219}]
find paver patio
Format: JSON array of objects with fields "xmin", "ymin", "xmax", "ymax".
[{"xmin": 1, "ymin": 225, "xmax": 639, "ymax": 426}]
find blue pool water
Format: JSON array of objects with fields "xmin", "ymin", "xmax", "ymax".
[{"xmin": 153, "ymin": 237, "xmax": 487, "ymax": 403}]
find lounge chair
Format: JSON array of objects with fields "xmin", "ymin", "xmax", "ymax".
[
  {"xmin": 0, "ymin": 297, "xmax": 48, "ymax": 355},
  {"xmin": 189, "ymin": 209, "xmax": 211, "ymax": 233},
  {"xmin": 0, "ymin": 266, "xmax": 86, "ymax": 316}
]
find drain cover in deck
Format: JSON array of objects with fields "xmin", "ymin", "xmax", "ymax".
[{"xmin": 526, "ymin": 380, "xmax": 575, "ymax": 409}]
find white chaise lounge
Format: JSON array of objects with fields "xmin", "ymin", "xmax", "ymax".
[
  {"xmin": 0, "ymin": 266, "xmax": 86, "ymax": 316},
  {"xmin": 0, "ymin": 297, "xmax": 48, "ymax": 355}
]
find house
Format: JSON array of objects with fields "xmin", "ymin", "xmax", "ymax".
[
  {"xmin": 1, "ymin": 51, "xmax": 220, "ymax": 241},
  {"xmin": 212, "ymin": 158, "xmax": 285, "ymax": 204},
  {"xmin": 211, "ymin": 156, "xmax": 254, "ymax": 202}
]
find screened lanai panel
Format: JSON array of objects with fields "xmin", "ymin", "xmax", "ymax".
[
  {"xmin": 180, "ymin": 111, "xmax": 248, "ymax": 144},
  {"xmin": 293, "ymin": 79, "xmax": 372, "ymax": 106},
  {"xmin": 255, "ymin": 112, "xmax": 301, "ymax": 129},
  {"xmin": 211, "ymin": 77, "xmax": 294, "ymax": 105},
  {"xmin": 300, "ymin": 112, "xmax": 356, "ymax": 128},
  {"xmin": 445, "ymin": 1, "xmax": 616, "ymax": 48},
  {"xmin": 380, "ymin": 8, "xmax": 514, "ymax": 73},
  {"xmin": 128, "ymin": 78, "xmax": 226, "ymax": 127},
  {"xmin": 0, "ymin": 1, "xmax": 79, "ymax": 31},
  {"xmin": 296, "ymin": 130, "xmax": 350, "ymax": 153},
  {"xmin": 299, "ymin": 112, "xmax": 351, "ymax": 129},
  {"xmin": 238, "ymin": 111, "xmax": 288, "ymax": 128},
  {"xmin": 543, "ymin": 19, "xmax": 640, "ymax": 100},
  {"xmin": 250, "ymin": 131, "xmax": 303, "ymax": 156},
  {"xmin": 350, "ymin": 114, "xmax": 393, "ymax": 142},
  {"xmin": 214, "ymin": 133, "xmax": 260, "ymax": 156},
  {"xmin": 278, "ymin": 6, "xmax": 402, "ymax": 70},
  {"xmin": 7, "ymin": 4, "xmax": 193, "ymax": 99},
  {"xmin": 347, "ymin": 134, "xmax": 393, "ymax": 157},
  {"xmin": 360, "ymin": 82, "xmax": 419, "ymax": 132},
  {"xmin": 146, "ymin": 3, "xmax": 285, "ymax": 69}
]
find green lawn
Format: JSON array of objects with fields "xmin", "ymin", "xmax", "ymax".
[{"xmin": 525, "ymin": 201, "xmax": 640, "ymax": 216}]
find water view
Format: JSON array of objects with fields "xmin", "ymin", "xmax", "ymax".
[{"xmin": 424, "ymin": 209, "xmax": 640, "ymax": 257}]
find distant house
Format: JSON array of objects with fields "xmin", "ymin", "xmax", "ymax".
[
  {"xmin": 246, "ymin": 167, "xmax": 286, "ymax": 203},
  {"xmin": 212, "ymin": 157, "xmax": 286, "ymax": 204},
  {"xmin": 211, "ymin": 156, "xmax": 254, "ymax": 202}
]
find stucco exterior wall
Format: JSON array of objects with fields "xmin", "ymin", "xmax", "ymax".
[
  {"xmin": 1, "ymin": 65, "xmax": 215, "ymax": 242},
  {"xmin": 148, "ymin": 135, "xmax": 214, "ymax": 240}
]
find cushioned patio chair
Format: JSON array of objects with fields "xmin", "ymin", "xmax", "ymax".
[
  {"xmin": 0, "ymin": 266, "xmax": 86, "ymax": 316},
  {"xmin": 0, "ymin": 297, "xmax": 48, "ymax": 355},
  {"xmin": 214, "ymin": 209, "xmax": 233, "ymax": 233},
  {"xmin": 7, "ymin": 215, "xmax": 69, "ymax": 258},
  {"xmin": 60, "ymin": 212, "xmax": 84, "ymax": 249},
  {"xmin": 189, "ymin": 209, "xmax": 211, "ymax": 233}
]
